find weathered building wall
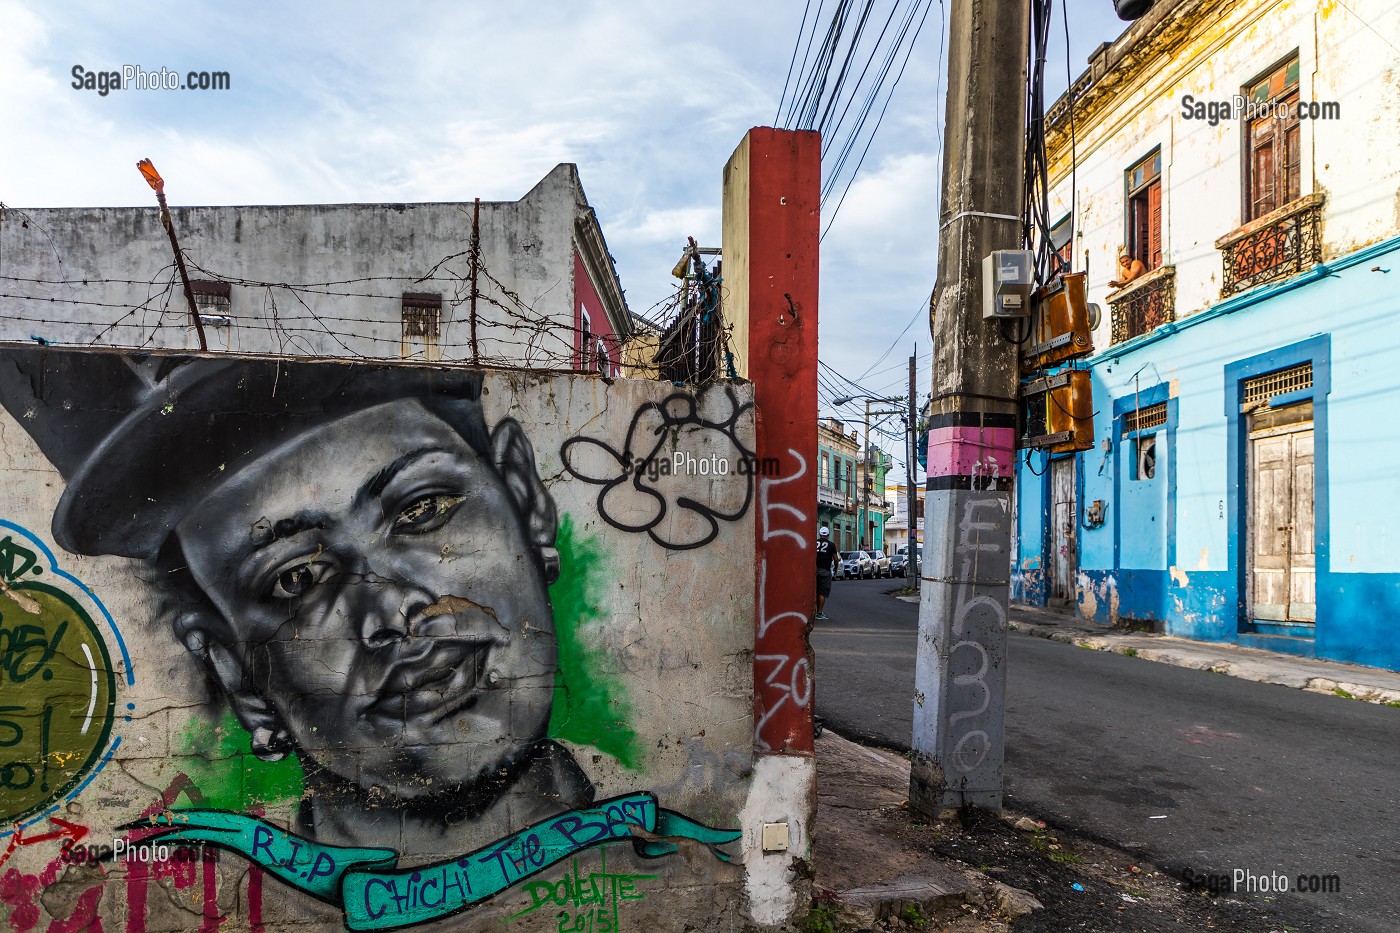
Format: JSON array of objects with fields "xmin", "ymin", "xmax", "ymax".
[
  {"xmin": 1013, "ymin": 0, "xmax": 1400, "ymax": 670},
  {"xmin": 0, "ymin": 164, "xmax": 630, "ymax": 370},
  {"xmin": 1020, "ymin": 240, "xmax": 1400, "ymax": 670},
  {"xmin": 1043, "ymin": 0, "xmax": 1400, "ymax": 341},
  {"xmin": 722, "ymin": 127, "xmax": 820, "ymax": 924},
  {"xmin": 0, "ymin": 346, "xmax": 785, "ymax": 931}
]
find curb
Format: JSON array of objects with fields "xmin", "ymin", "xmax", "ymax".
[{"xmin": 1008, "ymin": 620, "xmax": 1400, "ymax": 707}]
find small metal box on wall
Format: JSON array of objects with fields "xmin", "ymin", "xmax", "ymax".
[
  {"xmin": 1022, "ymin": 272, "xmax": 1094, "ymax": 374},
  {"xmin": 1020, "ymin": 368, "xmax": 1094, "ymax": 454}
]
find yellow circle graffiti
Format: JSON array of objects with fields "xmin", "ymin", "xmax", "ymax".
[{"xmin": 0, "ymin": 580, "xmax": 117, "ymax": 826}]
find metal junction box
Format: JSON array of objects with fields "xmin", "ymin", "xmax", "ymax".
[
  {"xmin": 1022, "ymin": 272, "xmax": 1095, "ymax": 373},
  {"xmin": 1020, "ymin": 368, "xmax": 1094, "ymax": 453},
  {"xmin": 982, "ymin": 249, "xmax": 1035, "ymax": 319}
]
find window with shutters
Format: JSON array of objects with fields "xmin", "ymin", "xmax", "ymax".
[
  {"xmin": 1126, "ymin": 150, "xmax": 1162, "ymax": 270},
  {"xmin": 1244, "ymin": 57, "xmax": 1301, "ymax": 222}
]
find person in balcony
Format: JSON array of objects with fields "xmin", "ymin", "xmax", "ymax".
[{"xmin": 1109, "ymin": 247, "xmax": 1148, "ymax": 288}]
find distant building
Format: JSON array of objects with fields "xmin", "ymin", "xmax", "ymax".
[
  {"xmin": 855, "ymin": 446, "xmax": 891, "ymax": 553},
  {"xmin": 1013, "ymin": 0, "xmax": 1400, "ymax": 670},
  {"xmin": 817, "ymin": 418, "xmax": 860, "ymax": 550},
  {"xmin": 883, "ymin": 482, "xmax": 924, "ymax": 555},
  {"xmin": 0, "ymin": 164, "xmax": 632, "ymax": 374}
]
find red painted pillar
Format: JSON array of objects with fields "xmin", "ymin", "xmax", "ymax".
[{"xmin": 724, "ymin": 128, "xmax": 821, "ymax": 756}]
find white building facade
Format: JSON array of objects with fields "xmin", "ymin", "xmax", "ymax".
[{"xmin": 1014, "ymin": 0, "xmax": 1400, "ymax": 670}]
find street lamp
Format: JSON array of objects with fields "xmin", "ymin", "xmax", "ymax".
[{"xmin": 832, "ymin": 394, "xmax": 905, "ymax": 553}]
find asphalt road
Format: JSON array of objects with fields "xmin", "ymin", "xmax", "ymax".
[{"xmin": 813, "ymin": 577, "xmax": 1400, "ymax": 933}]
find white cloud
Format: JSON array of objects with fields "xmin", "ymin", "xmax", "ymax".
[{"xmin": 0, "ymin": 0, "xmax": 1131, "ymax": 422}]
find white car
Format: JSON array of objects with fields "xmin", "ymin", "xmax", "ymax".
[
  {"xmin": 839, "ymin": 551, "xmax": 874, "ymax": 579},
  {"xmin": 869, "ymin": 550, "xmax": 892, "ymax": 577}
]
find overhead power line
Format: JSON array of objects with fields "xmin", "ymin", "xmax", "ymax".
[{"xmin": 773, "ymin": 1, "xmax": 942, "ymax": 240}]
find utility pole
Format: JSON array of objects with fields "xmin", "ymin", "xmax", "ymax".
[
  {"xmin": 469, "ymin": 197, "xmax": 481, "ymax": 365},
  {"xmin": 909, "ymin": 0, "xmax": 1029, "ymax": 816},
  {"xmin": 833, "ymin": 394, "xmax": 901, "ymax": 550},
  {"xmin": 907, "ymin": 348, "xmax": 918, "ymax": 578},
  {"xmin": 861, "ymin": 399, "xmax": 872, "ymax": 550}
]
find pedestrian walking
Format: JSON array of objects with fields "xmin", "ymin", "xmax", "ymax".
[{"xmin": 815, "ymin": 525, "xmax": 838, "ymax": 619}]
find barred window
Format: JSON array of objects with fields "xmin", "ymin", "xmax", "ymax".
[
  {"xmin": 402, "ymin": 292, "xmax": 442, "ymax": 338},
  {"xmin": 1242, "ymin": 362, "xmax": 1312, "ymax": 408},
  {"xmin": 190, "ymin": 280, "xmax": 231, "ymax": 321},
  {"xmin": 1122, "ymin": 401, "xmax": 1167, "ymax": 436},
  {"xmin": 401, "ymin": 292, "xmax": 442, "ymax": 361}
]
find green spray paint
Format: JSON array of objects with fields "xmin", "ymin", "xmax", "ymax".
[
  {"xmin": 548, "ymin": 515, "xmax": 640, "ymax": 769},
  {"xmin": 179, "ymin": 711, "xmax": 304, "ymax": 810}
]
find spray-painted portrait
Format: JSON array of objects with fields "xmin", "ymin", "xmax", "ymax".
[{"xmin": 0, "ymin": 347, "xmax": 755, "ymax": 931}]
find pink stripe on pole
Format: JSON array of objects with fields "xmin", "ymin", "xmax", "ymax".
[{"xmin": 925, "ymin": 426, "xmax": 1016, "ymax": 478}]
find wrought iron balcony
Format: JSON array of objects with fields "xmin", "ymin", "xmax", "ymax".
[
  {"xmin": 1108, "ymin": 265, "xmax": 1175, "ymax": 346},
  {"xmin": 1216, "ymin": 193, "xmax": 1325, "ymax": 297}
]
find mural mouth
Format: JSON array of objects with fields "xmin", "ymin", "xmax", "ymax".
[{"xmin": 364, "ymin": 639, "xmax": 495, "ymax": 726}]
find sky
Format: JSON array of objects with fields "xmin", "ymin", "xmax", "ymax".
[{"xmin": 0, "ymin": 0, "xmax": 1130, "ymax": 474}]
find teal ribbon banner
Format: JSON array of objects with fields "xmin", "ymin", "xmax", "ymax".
[{"xmin": 124, "ymin": 793, "xmax": 739, "ymax": 931}]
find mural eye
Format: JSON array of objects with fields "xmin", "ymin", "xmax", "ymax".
[
  {"xmin": 392, "ymin": 494, "xmax": 466, "ymax": 534},
  {"xmin": 270, "ymin": 560, "xmax": 333, "ymax": 600}
]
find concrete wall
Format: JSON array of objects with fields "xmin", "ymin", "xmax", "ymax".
[
  {"xmin": 0, "ymin": 347, "xmax": 796, "ymax": 931},
  {"xmin": 724, "ymin": 128, "xmax": 820, "ymax": 926},
  {"xmin": 0, "ymin": 165, "xmax": 630, "ymax": 370}
]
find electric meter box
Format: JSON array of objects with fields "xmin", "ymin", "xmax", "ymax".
[{"xmin": 982, "ymin": 249, "xmax": 1035, "ymax": 319}]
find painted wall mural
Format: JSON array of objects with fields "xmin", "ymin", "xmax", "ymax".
[{"xmin": 0, "ymin": 347, "xmax": 757, "ymax": 932}]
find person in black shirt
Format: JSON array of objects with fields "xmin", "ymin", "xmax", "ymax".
[{"xmin": 815, "ymin": 526, "xmax": 838, "ymax": 619}]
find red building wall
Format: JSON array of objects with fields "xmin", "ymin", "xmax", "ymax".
[{"xmin": 573, "ymin": 249, "xmax": 619, "ymax": 377}]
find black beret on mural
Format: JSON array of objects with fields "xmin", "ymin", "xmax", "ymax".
[{"xmin": 0, "ymin": 344, "xmax": 490, "ymax": 560}]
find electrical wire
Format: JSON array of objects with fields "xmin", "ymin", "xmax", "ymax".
[
  {"xmin": 820, "ymin": 0, "xmax": 935, "ymax": 240},
  {"xmin": 774, "ymin": 2, "xmax": 938, "ymax": 242},
  {"xmin": 775, "ymin": 0, "xmax": 818, "ymax": 125}
]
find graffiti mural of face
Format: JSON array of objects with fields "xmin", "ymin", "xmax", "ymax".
[{"xmin": 172, "ymin": 400, "xmax": 570, "ymax": 840}]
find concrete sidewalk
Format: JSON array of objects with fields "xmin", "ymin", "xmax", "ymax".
[
  {"xmin": 812, "ymin": 731, "xmax": 1039, "ymax": 929},
  {"xmin": 893, "ymin": 592, "xmax": 1400, "ymax": 706}
]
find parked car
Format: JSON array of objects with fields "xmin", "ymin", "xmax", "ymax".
[
  {"xmin": 869, "ymin": 550, "xmax": 892, "ymax": 577},
  {"xmin": 893, "ymin": 544, "xmax": 923, "ymax": 577},
  {"xmin": 839, "ymin": 550, "xmax": 874, "ymax": 579}
]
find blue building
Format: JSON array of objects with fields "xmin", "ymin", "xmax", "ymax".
[{"xmin": 1012, "ymin": 0, "xmax": 1400, "ymax": 671}]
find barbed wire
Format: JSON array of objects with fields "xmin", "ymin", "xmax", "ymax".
[{"xmin": 0, "ymin": 239, "xmax": 737, "ymax": 382}]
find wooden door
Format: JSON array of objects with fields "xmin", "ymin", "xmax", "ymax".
[
  {"xmin": 1249, "ymin": 418, "xmax": 1315, "ymax": 623},
  {"xmin": 1050, "ymin": 458, "xmax": 1077, "ymax": 603}
]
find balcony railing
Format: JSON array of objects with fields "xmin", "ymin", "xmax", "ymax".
[
  {"xmin": 817, "ymin": 485, "xmax": 853, "ymax": 511},
  {"xmin": 1216, "ymin": 193, "xmax": 1325, "ymax": 297},
  {"xmin": 1108, "ymin": 265, "xmax": 1175, "ymax": 346}
]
